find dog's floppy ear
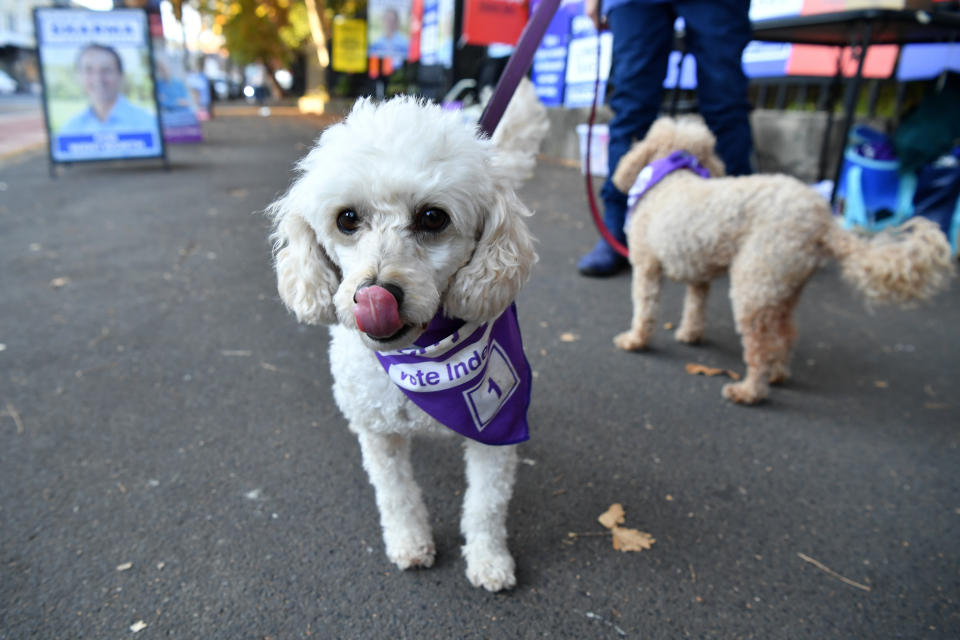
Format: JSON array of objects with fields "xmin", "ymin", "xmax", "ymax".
[
  {"xmin": 612, "ymin": 117, "xmax": 677, "ymax": 192},
  {"xmin": 674, "ymin": 119, "xmax": 727, "ymax": 178},
  {"xmin": 444, "ymin": 184, "xmax": 537, "ymax": 322},
  {"xmin": 612, "ymin": 140, "xmax": 654, "ymax": 194},
  {"xmin": 268, "ymin": 198, "xmax": 340, "ymax": 325}
]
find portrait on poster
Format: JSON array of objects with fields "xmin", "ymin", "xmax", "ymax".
[
  {"xmin": 155, "ymin": 51, "xmax": 203, "ymax": 143},
  {"xmin": 367, "ymin": 0, "xmax": 413, "ymax": 67},
  {"xmin": 34, "ymin": 8, "xmax": 163, "ymax": 163}
]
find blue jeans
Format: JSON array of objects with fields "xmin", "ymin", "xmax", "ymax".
[{"xmin": 600, "ymin": 0, "xmax": 753, "ymax": 242}]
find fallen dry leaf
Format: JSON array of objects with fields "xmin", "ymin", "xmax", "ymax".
[
  {"xmin": 4, "ymin": 402, "xmax": 24, "ymax": 434},
  {"xmin": 611, "ymin": 526, "xmax": 655, "ymax": 552},
  {"xmin": 685, "ymin": 363, "xmax": 741, "ymax": 381},
  {"xmin": 598, "ymin": 503, "xmax": 626, "ymax": 530},
  {"xmin": 664, "ymin": 322, "xmax": 674, "ymax": 330},
  {"xmin": 874, "ymin": 380, "xmax": 888, "ymax": 388},
  {"xmin": 559, "ymin": 332, "xmax": 579, "ymax": 343}
]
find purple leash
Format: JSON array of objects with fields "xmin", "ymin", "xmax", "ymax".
[
  {"xmin": 476, "ymin": 0, "xmax": 563, "ymax": 138},
  {"xmin": 377, "ymin": 1, "xmax": 561, "ymax": 444}
]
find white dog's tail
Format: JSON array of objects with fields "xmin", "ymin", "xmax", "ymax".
[
  {"xmin": 489, "ymin": 78, "xmax": 550, "ymax": 185},
  {"xmin": 824, "ymin": 216, "xmax": 955, "ymax": 305}
]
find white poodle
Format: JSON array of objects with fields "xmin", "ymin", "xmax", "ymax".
[{"xmin": 266, "ymin": 81, "xmax": 547, "ymax": 591}]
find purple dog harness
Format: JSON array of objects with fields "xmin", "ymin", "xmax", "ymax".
[
  {"xmin": 624, "ymin": 150, "xmax": 712, "ymax": 231},
  {"xmin": 374, "ymin": 304, "xmax": 532, "ymax": 446}
]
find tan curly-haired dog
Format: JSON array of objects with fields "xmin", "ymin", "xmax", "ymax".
[{"xmin": 611, "ymin": 117, "xmax": 955, "ymax": 404}]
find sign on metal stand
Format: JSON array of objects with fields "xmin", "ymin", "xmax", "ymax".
[{"xmin": 34, "ymin": 7, "xmax": 168, "ymax": 176}]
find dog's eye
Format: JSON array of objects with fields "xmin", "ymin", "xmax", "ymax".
[
  {"xmin": 336, "ymin": 209, "xmax": 361, "ymax": 234},
  {"xmin": 415, "ymin": 208, "xmax": 449, "ymax": 233}
]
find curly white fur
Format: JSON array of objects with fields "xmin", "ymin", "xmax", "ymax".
[
  {"xmin": 612, "ymin": 117, "xmax": 955, "ymax": 405},
  {"xmin": 266, "ymin": 80, "xmax": 546, "ymax": 591}
]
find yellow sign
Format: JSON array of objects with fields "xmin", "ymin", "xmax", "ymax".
[{"xmin": 332, "ymin": 17, "xmax": 368, "ymax": 74}]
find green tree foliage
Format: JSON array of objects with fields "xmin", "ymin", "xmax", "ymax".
[
  {"xmin": 187, "ymin": 0, "xmax": 366, "ymax": 65},
  {"xmin": 175, "ymin": 0, "xmax": 369, "ymax": 95},
  {"xmin": 213, "ymin": 0, "xmax": 309, "ymax": 68}
]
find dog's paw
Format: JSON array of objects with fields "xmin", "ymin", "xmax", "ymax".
[
  {"xmin": 722, "ymin": 381, "xmax": 767, "ymax": 405},
  {"xmin": 674, "ymin": 326, "xmax": 703, "ymax": 344},
  {"xmin": 614, "ymin": 331, "xmax": 649, "ymax": 352},
  {"xmin": 768, "ymin": 363, "xmax": 791, "ymax": 385},
  {"xmin": 386, "ymin": 536, "xmax": 436, "ymax": 570},
  {"xmin": 463, "ymin": 542, "xmax": 516, "ymax": 592}
]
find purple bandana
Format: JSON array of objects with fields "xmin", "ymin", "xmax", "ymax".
[
  {"xmin": 624, "ymin": 150, "xmax": 711, "ymax": 231},
  {"xmin": 375, "ymin": 304, "xmax": 532, "ymax": 446}
]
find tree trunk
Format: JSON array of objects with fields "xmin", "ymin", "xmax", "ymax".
[
  {"xmin": 261, "ymin": 59, "xmax": 284, "ymax": 100},
  {"xmin": 303, "ymin": 0, "xmax": 329, "ymax": 95}
]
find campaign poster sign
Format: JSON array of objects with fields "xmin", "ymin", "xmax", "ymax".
[
  {"xmin": 186, "ymin": 71, "xmax": 212, "ymax": 121},
  {"xmin": 745, "ymin": 0, "xmax": 800, "ymax": 79},
  {"xmin": 461, "ymin": 0, "xmax": 528, "ymax": 47},
  {"xmin": 749, "ymin": 0, "xmax": 803, "ymax": 20},
  {"xmin": 333, "ymin": 16, "xmax": 368, "ymax": 73},
  {"xmin": 563, "ymin": 13, "xmax": 612, "ymax": 108},
  {"xmin": 419, "ymin": 0, "xmax": 455, "ymax": 69},
  {"xmin": 34, "ymin": 8, "xmax": 163, "ymax": 163},
  {"xmin": 154, "ymin": 51, "xmax": 202, "ymax": 143},
  {"xmin": 368, "ymin": 0, "xmax": 413, "ymax": 67},
  {"xmin": 742, "ymin": 42, "xmax": 792, "ymax": 78},
  {"xmin": 530, "ymin": 0, "xmax": 575, "ymax": 107},
  {"xmin": 787, "ymin": 44, "xmax": 898, "ymax": 78},
  {"xmin": 897, "ymin": 43, "xmax": 960, "ymax": 81}
]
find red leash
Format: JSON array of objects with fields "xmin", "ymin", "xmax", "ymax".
[{"xmin": 584, "ymin": 34, "xmax": 630, "ymax": 258}]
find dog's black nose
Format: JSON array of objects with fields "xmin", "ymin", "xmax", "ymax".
[
  {"xmin": 380, "ymin": 283, "xmax": 404, "ymax": 309},
  {"xmin": 353, "ymin": 280, "xmax": 404, "ymax": 310}
]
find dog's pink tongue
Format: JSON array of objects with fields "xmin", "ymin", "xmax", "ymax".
[{"xmin": 354, "ymin": 286, "xmax": 403, "ymax": 339}]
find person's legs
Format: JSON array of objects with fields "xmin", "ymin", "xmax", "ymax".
[
  {"xmin": 579, "ymin": 2, "xmax": 674, "ymax": 276},
  {"xmin": 677, "ymin": 0, "xmax": 753, "ymax": 176}
]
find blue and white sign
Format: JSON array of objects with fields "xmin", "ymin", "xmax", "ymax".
[
  {"xmin": 530, "ymin": 0, "xmax": 577, "ymax": 107},
  {"xmin": 897, "ymin": 43, "xmax": 960, "ymax": 81},
  {"xmin": 34, "ymin": 8, "xmax": 163, "ymax": 163},
  {"xmin": 420, "ymin": 0, "xmax": 455, "ymax": 68},
  {"xmin": 563, "ymin": 13, "xmax": 612, "ymax": 108},
  {"xmin": 742, "ymin": 41, "xmax": 792, "ymax": 78}
]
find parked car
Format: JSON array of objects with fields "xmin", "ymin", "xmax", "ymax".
[
  {"xmin": 212, "ymin": 78, "xmax": 243, "ymax": 101},
  {"xmin": 243, "ymin": 83, "xmax": 270, "ymax": 104}
]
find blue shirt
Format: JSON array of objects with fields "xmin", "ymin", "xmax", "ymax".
[
  {"xmin": 602, "ymin": 0, "xmax": 668, "ymax": 17},
  {"xmin": 156, "ymin": 79, "xmax": 191, "ymax": 111},
  {"xmin": 369, "ymin": 32, "xmax": 409, "ymax": 65},
  {"xmin": 59, "ymin": 94, "xmax": 159, "ymax": 135}
]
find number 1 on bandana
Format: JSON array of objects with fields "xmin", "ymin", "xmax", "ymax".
[{"xmin": 375, "ymin": 304, "xmax": 531, "ymax": 446}]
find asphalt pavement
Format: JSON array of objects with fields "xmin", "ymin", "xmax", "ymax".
[{"xmin": 1, "ymin": 108, "xmax": 959, "ymax": 639}]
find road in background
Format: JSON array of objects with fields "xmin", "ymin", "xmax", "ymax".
[{"xmin": 0, "ymin": 95, "xmax": 45, "ymax": 159}]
